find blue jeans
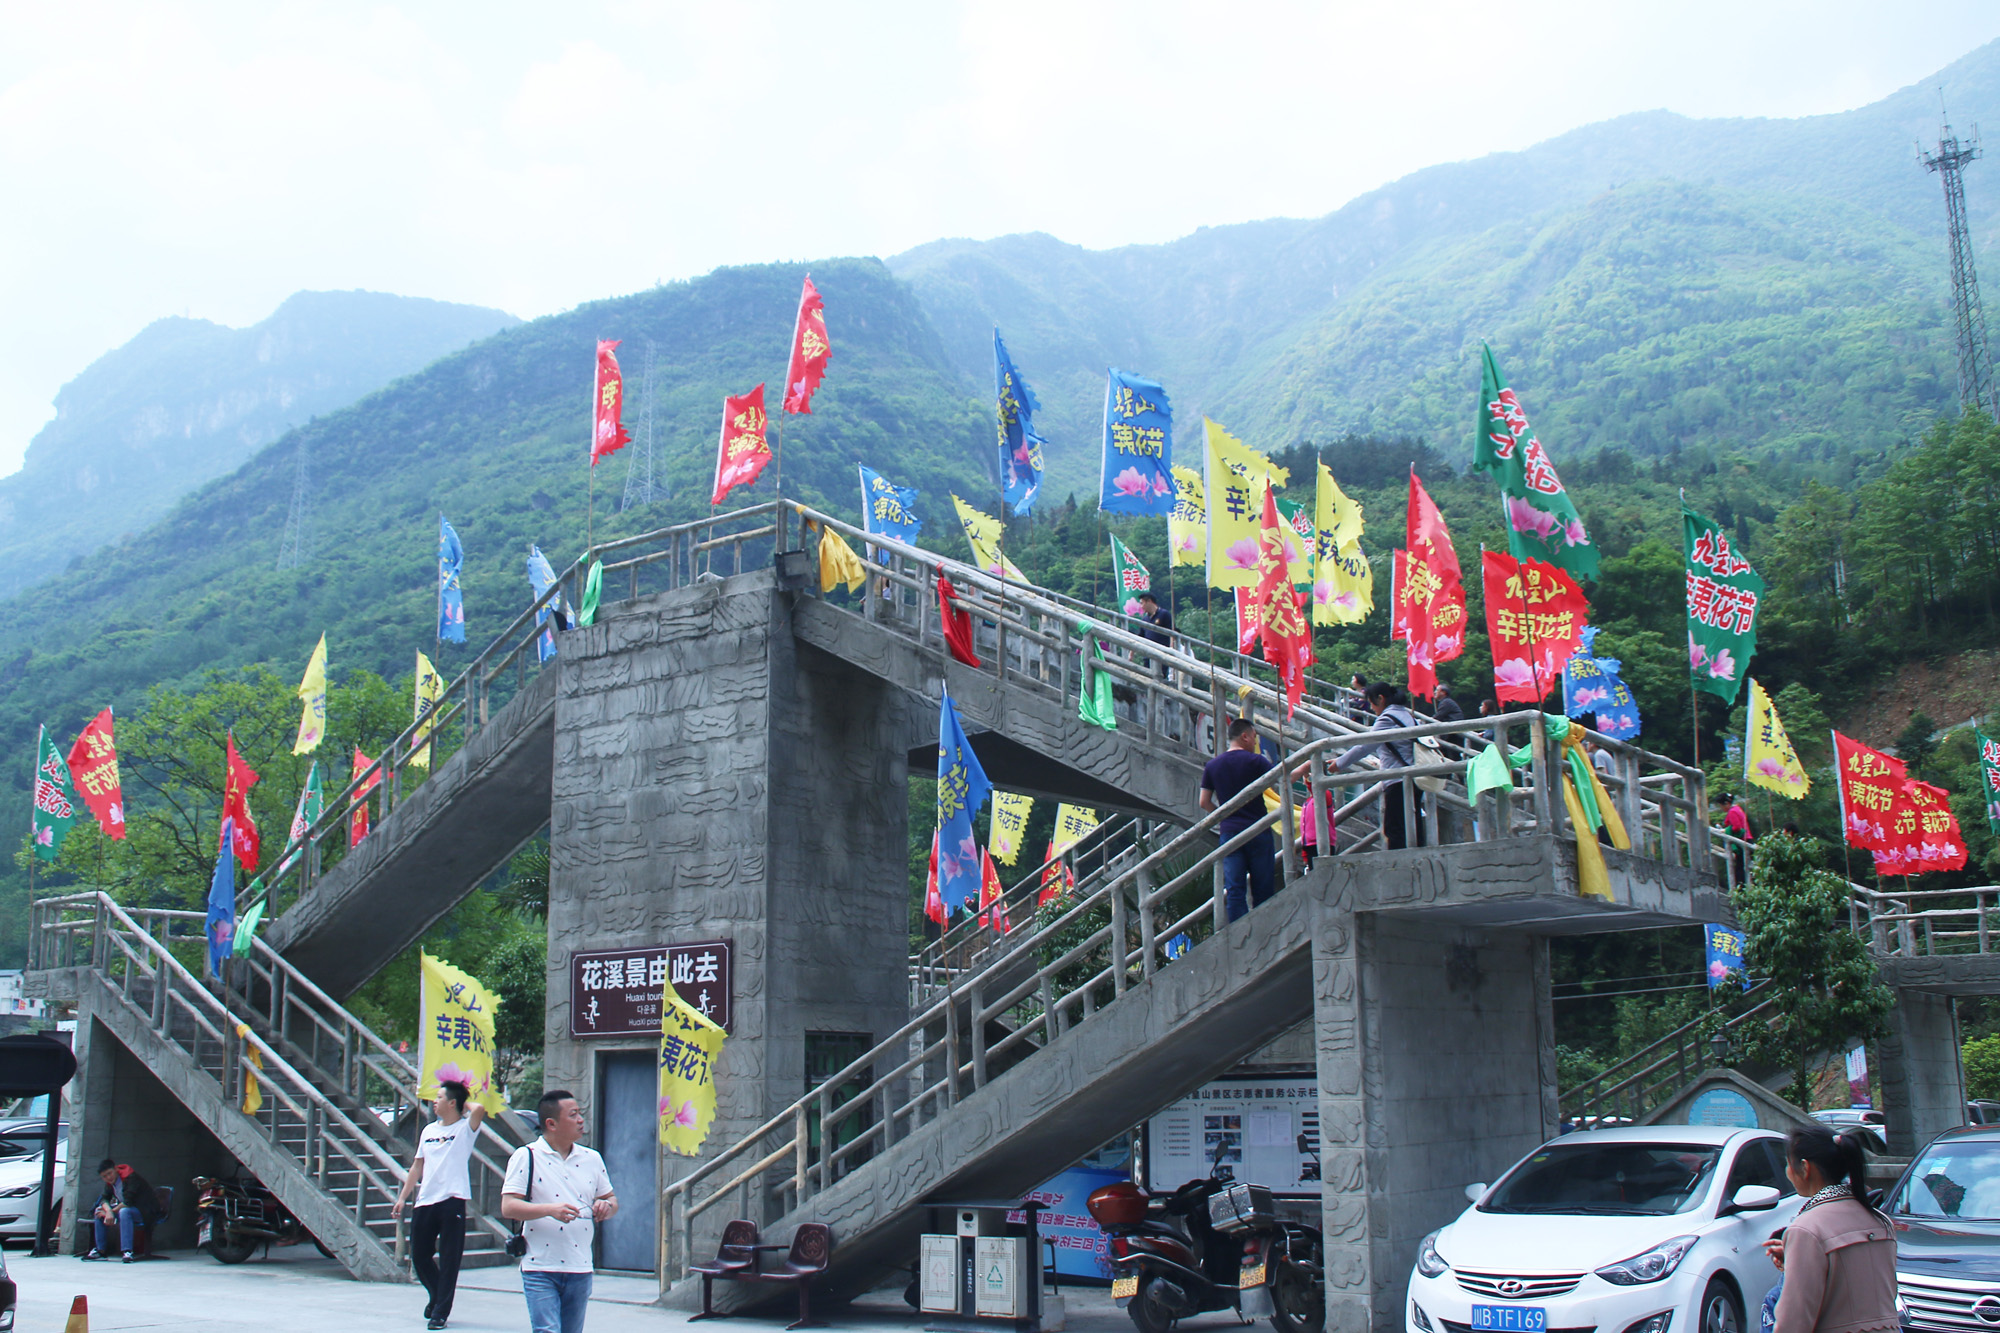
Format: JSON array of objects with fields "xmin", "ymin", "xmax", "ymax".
[
  {"xmin": 1222, "ymin": 829, "xmax": 1277, "ymax": 922},
  {"xmin": 1762, "ymin": 1276, "xmax": 1783, "ymax": 1333},
  {"xmin": 523, "ymin": 1269, "xmax": 593, "ymax": 1333},
  {"xmin": 94, "ymin": 1206, "xmax": 139, "ymax": 1254}
]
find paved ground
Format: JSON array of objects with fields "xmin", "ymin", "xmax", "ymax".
[{"xmin": 8, "ymin": 1247, "xmax": 1156, "ymax": 1333}]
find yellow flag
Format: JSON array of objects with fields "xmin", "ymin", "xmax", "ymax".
[
  {"xmin": 292, "ymin": 635, "xmax": 327, "ymax": 755},
  {"xmin": 419, "ymin": 953, "xmax": 506, "ymax": 1115},
  {"xmin": 989, "ymin": 792, "xmax": 1035, "ymax": 866},
  {"xmin": 950, "ymin": 494, "xmax": 1026, "ymax": 580},
  {"xmin": 818, "ymin": 525, "xmax": 867, "ymax": 593},
  {"xmin": 1168, "ymin": 465, "xmax": 1207, "ymax": 568},
  {"xmin": 411, "ymin": 650, "xmax": 445, "ymax": 769},
  {"xmin": 1203, "ymin": 419, "xmax": 1288, "ymax": 590},
  {"xmin": 659, "ymin": 986, "xmax": 726, "ymax": 1157},
  {"xmin": 1745, "ymin": 678, "xmax": 1810, "ymax": 799},
  {"xmin": 234, "ymin": 1022, "xmax": 264, "ymax": 1115},
  {"xmin": 1050, "ymin": 803, "xmax": 1099, "ymax": 857},
  {"xmin": 1312, "ymin": 463, "xmax": 1373, "ymax": 626}
]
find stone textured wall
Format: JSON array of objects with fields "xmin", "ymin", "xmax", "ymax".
[
  {"xmin": 1879, "ymin": 988, "xmax": 1964, "ymax": 1156},
  {"xmin": 543, "ymin": 572, "xmax": 913, "ymax": 1253}
]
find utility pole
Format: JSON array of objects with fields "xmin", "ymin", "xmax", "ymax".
[
  {"xmin": 276, "ymin": 436, "xmax": 311, "ymax": 569},
  {"xmin": 1922, "ymin": 112, "xmax": 1997, "ymax": 418}
]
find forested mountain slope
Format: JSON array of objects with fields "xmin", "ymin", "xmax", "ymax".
[
  {"xmin": 891, "ymin": 39, "xmax": 2000, "ymax": 495},
  {"xmin": 0, "ymin": 291, "xmax": 518, "ymax": 597}
]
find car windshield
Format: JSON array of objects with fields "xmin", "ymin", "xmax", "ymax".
[
  {"xmin": 1900, "ymin": 1142, "xmax": 2000, "ymax": 1219},
  {"xmin": 1482, "ymin": 1142, "xmax": 1721, "ymax": 1216}
]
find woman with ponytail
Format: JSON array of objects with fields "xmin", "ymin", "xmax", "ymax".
[{"xmin": 1763, "ymin": 1127, "xmax": 1896, "ymax": 1333}]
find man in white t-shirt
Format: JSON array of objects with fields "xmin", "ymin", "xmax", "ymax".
[
  {"xmin": 393, "ymin": 1079, "xmax": 488, "ymax": 1329},
  {"xmin": 503, "ymin": 1089, "xmax": 618, "ymax": 1333}
]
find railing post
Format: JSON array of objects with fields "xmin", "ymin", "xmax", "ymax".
[
  {"xmin": 1109, "ymin": 884, "xmax": 1129, "ymax": 996},
  {"xmin": 1277, "ymin": 764, "xmax": 1299, "ymax": 884},
  {"xmin": 795, "ymin": 1105, "xmax": 810, "ymax": 1200},
  {"xmin": 970, "ymin": 983, "xmax": 988, "ymax": 1088},
  {"xmin": 1528, "ymin": 714, "xmax": 1552, "ymax": 834},
  {"xmin": 943, "ymin": 993, "xmax": 960, "ymax": 1105}
]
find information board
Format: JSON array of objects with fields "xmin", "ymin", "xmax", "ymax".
[
  {"xmin": 1145, "ymin": 1074, "xmax": 1320, "ymax": 1197},
  {"xmin": 568, "ymin": 940, "xmax": 732, "ymax": 1037}
]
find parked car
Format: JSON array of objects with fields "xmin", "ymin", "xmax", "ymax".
[
  {"xmin": 0, "ymin": 1139, "xmax": 65, "ymax": 1247},
  {"xmin": 1812, "ymin": 1108, "xmax": 1888, "ymax": 1152},
  {"xmin": 1889, "ymin": 1123, "xmax": 2000, "ymax": 1331},
  {"xmin": 1966, "ymin": 1101, "xmax": 2000, "ymax": 1127},
  {"xmin": 1407, "ymin": 1126, "xmax": 1801, "ymax": 1333}
]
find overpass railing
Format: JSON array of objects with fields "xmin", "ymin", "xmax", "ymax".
[
  {"xmin": 661, "ymin": 707, "xmax": 1709, "ymax": 1288},
  {"xmin": 1847, "ymin": 883, "xmax": 2000, "ymax": 958},
  {"xmin": 1558, "ymin": 981, "xmax": 1776, "ymax": 1126}
]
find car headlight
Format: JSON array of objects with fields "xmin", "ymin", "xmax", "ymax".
[
  {"xmin": 1595, "ymin": 1235, "xmax": 1699, "ymax": 1285},
  {"xmin": 1416, "ymin": 1230, "xmax": 1449, "ymax": 1278}
]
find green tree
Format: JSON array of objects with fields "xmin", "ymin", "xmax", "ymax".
[
  {"xmin": 1965, "ymin": 1034, "xmax": 2000, "ymax": 1102},
  {"xmin": 1732, "ymin": 833, "xmax": 1896, "ymax": 1107}
]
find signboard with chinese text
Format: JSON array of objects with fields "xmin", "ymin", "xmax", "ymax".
[
  {"xmin": 569, "ymin": 940, "xmax": 731, "ymax": 1038},
  {"xmin": 1144, "ymin": 1074, "xmax": 1320, "ymax": 1198}
]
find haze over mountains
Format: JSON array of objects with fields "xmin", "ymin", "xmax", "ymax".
[{"xmin": 0, "ymin": 291, "xmax": 516, "ymax": 598}]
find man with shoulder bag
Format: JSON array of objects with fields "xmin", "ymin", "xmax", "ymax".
[
  {"xmin": 502, "ymin": 1089, "xmax": 618, "ymax": 1333},
  {"xmin": 1334, "ymin": 681, "xmax": 1430, "ymax": 850}
]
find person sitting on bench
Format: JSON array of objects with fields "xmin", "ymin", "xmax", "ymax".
[{"xmin": 86, "ymin": 1158, "xmax": 162, "ymax": 1261}]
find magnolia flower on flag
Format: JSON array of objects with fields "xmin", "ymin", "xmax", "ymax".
[
  {"xmin": 1506, "ymin": 495, "xmax": 1560, "ymax": 540},
  {"xmin": 1706, "ymin": 648, "xmax": 1737, "ymax": 679},
  {"xmin": 1226, "ymin": 538, "xmax": 1261, "ymax": 571},
  {"xmin": 436, "ymin": 1062, "xmax": 474, "ymax": 1088},
  {"xmin": 1494, "ymin": 659, "xmax": 1538, "ymax": 692},
  {"xmin": 1123, "ymin": 597, "xmax": 1144, "ymax": 616},
  {"xmin": 1113, "ymin": 467, "xmax": 1159, "ymax": 498},
  {"xmin": 1688, "ymin": 633, "xmax": 1708, "ymax": 670},
  {"xmin": 1571, "ymin": 684, "xmax": 1610, "ymax": 709}
]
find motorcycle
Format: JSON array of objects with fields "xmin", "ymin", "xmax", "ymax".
[
  {"xmin": 191, "ymin": 1172, "xmax": 324, "ymax": 1264},
  {"xmin": 1087, "ymin": 1146, "xmax": 1324, "ymax": 1333}
]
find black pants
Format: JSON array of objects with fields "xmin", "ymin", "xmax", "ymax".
[
  {"xmin": 1382, "ymin": 782, "xmax": 1426, "ymax": 850},
  {"xmin": 412, "ymin": 1197, "xmax": 466, "ymax": 1320}
]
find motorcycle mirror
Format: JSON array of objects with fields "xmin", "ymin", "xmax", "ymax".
[
  {"xmin": 1296, "ymin": 1133, "xmax": 1311, "ymax": 1155},
  {"xmin": 1463, "ymin": 1182, "xmax": 1487, "ymax": 1204}
]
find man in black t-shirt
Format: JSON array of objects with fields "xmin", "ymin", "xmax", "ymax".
[{"xmin": 1199, "ymin": 718, "xmax": 1278, "ymax": 921}]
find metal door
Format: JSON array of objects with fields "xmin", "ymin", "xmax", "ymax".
[{"xmin": 595, "ymin": 1049, "xmax": 657, "ymax": 1273}]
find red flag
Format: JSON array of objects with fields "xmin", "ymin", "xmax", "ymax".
[
  {"xmin": 1249, "ymin": 487, "xmax": 1315, "ymax": 715},
  {"xmin": 1388, "ymin": 550, "xmax": 1411, "ymax": 642},
  {"xmin": 1394, "ymin": 470, "xmax": 1466, "ymax": 700},
  {"xmin": 1037, "ymin": 839, "xmax": 1075, "ymax": 906},
  {"xmin": 1875, "ymin": 779, "xmax": 1968, "ymax": 876},
  {"xmin": 349, "ymin": 746, "xmax": 383, "ymax": 849},
  {"xmin": 781, "ymin": 276, "xmax": 831, "ymax": 414},
  {"xmin": 924, "ymin": 830, "xmax": 945, "ymax": 926},
  {"xmin": 1832, "ymin": 731, "xmax": 1904, "ymax": 855},
  {"xmin": 1234, "ymin": 587, "xmax": 1262, "ymax": 654},
  {"xmin": 590, "ymin": 339, "xmax": 630, "ymax": 465},
  {"xmin": 223, "ymin": 734, "xmax": 261, "ymax": 870},
  {"xmin": 66, "ymin": 708, "xmax": 126, "ymax": 840},
  {"xmin": 937, "ymin": 573, "xmax": 982, "ymax": 668},
  {"xmin": 979, "ymin": 850, "xmax": 1009, "ymax": 932},
  {"xmin": 711, "ymin": 383, "xmax": 772, "ymax": 505},
  {"xmin": 1481, "ymin": 550, "xmax": 1589, "ymax": 704}
]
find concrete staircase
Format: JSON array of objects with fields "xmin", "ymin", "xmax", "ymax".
[{"xmin": 27, "ymin": 893, "xmax": 519, "ymax": 1280}]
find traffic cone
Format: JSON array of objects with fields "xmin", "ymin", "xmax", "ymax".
[{"xmin": 64, "ymin": 1295, "xmax": 88, "ymax": 1333}]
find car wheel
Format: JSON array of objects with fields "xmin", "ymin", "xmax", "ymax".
[{"xmin": 1700, "ymin": 1278, "xmax": 1743, "ymax": 1333}]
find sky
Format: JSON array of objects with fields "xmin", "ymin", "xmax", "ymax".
[{"xmin": 3, "ymin": 0, "xmax": 1998, "ymax": 474}]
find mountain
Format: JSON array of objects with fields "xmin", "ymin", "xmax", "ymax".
[
  {"xmin": 0, "ymin": 290, "xmax": 519, "ymax": 597},
  {"xmin": 0, "ymin": 258, "xmax": 987, "ymax": 752},
  {"xmin": 890, "ymin": 38, "xmax": 2000, "ymax": 498}
]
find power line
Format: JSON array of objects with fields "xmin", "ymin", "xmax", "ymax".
[
  {"xmin": 276, "ymin": 435, "xmax": 311, "ymax": 570},
  {"xmin": 1552, "ymin": 982, "xmax": 1713, "ymax": 1002}
]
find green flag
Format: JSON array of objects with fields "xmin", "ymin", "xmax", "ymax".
[
  {"xmin": 30, "ymin": 725, "xmax": 79, "ymax": 862},
  {"xmin": 1077, "ymin": 625, "xmax": 1117, "ymax": 732},
  {"xmin": 1683, "ymin": 504, "xmax": 1764, "ymax": 704},
  {"xmin": 1274, "ymin": 496, "xmax": 1316, "ymax": 591},
  {"xmin": 288, "ymin": 760, "xmax": 323, "ymax": 844},
  {"xmin": 579, "ymin": 559, "xmax": 603, "ymax": 628},
  {"xmin": 1108, "ymin": 534, "xmax": 1151, "ymax": 612},
  {"xmin": 1473, "ymin": 345, "xmax": 1598, "ymax": 584},
  {"xmin": 1978, "ymin": 728, "xmax": 2000, "ymax": 837},
  {"xmin": 232, "ymin": 896, "xmax": 266, "ymax": 958}
]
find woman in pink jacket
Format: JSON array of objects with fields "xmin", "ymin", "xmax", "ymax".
[{"xmin": 1763, "ymin": 1126, "xmax": 1896, "ymax": 1333}]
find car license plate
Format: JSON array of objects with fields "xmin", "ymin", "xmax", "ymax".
[
  {"xmin": 196, "ymin": 1219, "xmax": 212, "ymax": 1245},
  {"xmin": 1240, "ymin": 1261, "xmax": 1267, "ymax": 1287},
  {"xmin": 1470, "ymin": 1307, "xmax": 1546, "ymax": 1332},
  {"xmin": 1111, "ymin": 1275, "xmax": 1138, "ymax": 1301}
]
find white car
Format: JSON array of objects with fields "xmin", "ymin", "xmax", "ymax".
[
  {"xmin": 1407, "ymin": 1126, "xmax": 1802, "ymax": 1333},
  {"xmin": 0, "ymin": 1139, "xmax": 66, "ymax": 1245}
]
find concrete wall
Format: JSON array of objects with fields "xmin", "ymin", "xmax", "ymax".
[
  {"xmin": 1316, "ymin": 908, "xmax": 1554, "ymax": 1333},
  {"xmin": 541, "ymin": 573, "xmax": 914, "ymax": 1261},
  {"xmin": 1879, "ymin": 988, "xmax": 1964, "ymax": 1156},
  {"xmin": 66, "ymin": 1011, "xmax": 235, "ymax": 1252}
]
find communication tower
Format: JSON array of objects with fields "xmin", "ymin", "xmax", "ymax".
[
  {"xmin": 276, "ymin": 436, "xmax": 312, "ymax": 570},
  {"xmin": 1922, "ymin": 116, "xmax": 1997, "ymax": 417}
]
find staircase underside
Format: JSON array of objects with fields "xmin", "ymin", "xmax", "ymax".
[{"xmin": 266, "ymin": 668, "xmax": 558, "ymax": 997}]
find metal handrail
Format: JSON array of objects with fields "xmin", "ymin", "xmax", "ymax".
[{"xmin": 1559, "ymin": 983, "xmax": 1776, "ymax": 1124}]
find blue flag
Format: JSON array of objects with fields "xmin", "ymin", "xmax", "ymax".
[
  {"xmin": 438, "ymin": 515, "xmax": 466, "ymax": 643},
  {"xmin": 527, "ymin": 544, "xmax": 562, "ymax": 664},
  {"xmin": 207, "ymin": 818, "xmax": 237, "ymax": 974},
  {"xmin": 1704, "ymin": 923, "xmax": 1751, "ymax": 991},
  {"xmin": 936, "ymin": 689, "xmax": 992, "ymax": 913},
  {"xmin": 1099, "ymin": 369, "xmax": 1173, "ymax": 516},
  {"xmin": 995, "ymin": 329, "xmax": 1044, "ymax": 515},
  {"xmin": 859, "ymin": 465, "xmax": 923, "ymax": 555},
  {"xmin": 1562, "ymin": 627, "xmax": 1641, "ymax": 740}
]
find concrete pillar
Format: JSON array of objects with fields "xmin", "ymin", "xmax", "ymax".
[
  {"xmin": 1315, "ymin": 911, "xmax": 1555, "ymax": 1332},
  {"xmin": 542, "ymin": 572, "xmax": 913, "ymax": 1255},
  {"xmin": 1879, "ymin": 989, "xmax": 1963, "ymax": 1156}
]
